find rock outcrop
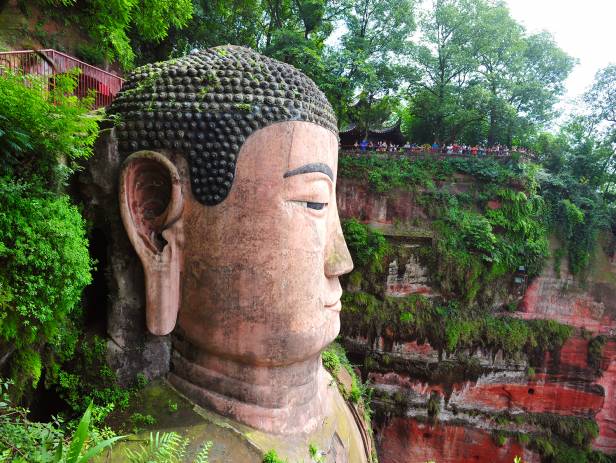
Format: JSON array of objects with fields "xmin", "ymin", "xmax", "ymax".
[{"xmin": 336, "ymin": 173, "xmax": 616, "ymax": 460}]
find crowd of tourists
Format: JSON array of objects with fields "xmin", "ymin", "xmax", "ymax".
[{"xmin": 348, "ymin": 140, "xmax": 533, "ymax": 157}]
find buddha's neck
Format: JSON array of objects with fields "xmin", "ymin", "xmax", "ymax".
[{"xmin": 168, "ymin": 338, "xmax": 328, "ymax": 434}]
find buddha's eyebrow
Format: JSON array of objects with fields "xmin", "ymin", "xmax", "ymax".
[{"xmin": 283, "ymin": 163, "xmax": 333, "ymax": 181}]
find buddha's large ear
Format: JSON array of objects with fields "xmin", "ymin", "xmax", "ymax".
[{"xmin": 119, "ymin": 151, "xmax": 184, "ymax": 336}]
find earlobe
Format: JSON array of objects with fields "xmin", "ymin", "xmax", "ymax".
[{"xmin": 119, "ymin": 151, "xmax": 184, "ymax": 336}]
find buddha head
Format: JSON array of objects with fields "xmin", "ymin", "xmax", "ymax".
[{"xmin": 111, "ymin": 46, "xmax": 353, "ymax": 433}]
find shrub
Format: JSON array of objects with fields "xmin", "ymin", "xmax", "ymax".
[
  {"xmin": 342, "ymin": 291, "xmax": 572, "ymax": 360},
  {"xmin": 0, "ymin": 70, "xmax": 97, "ymax": 395},
  {"xmin": 494, "ymin": 432, "xmax": 507, "ymax": 447},
  {"xmin": 263, "ymin": 450, "xmax": 286, "ymax": 463},
  {"xmin": 0, "ymin": 380, "xmax": 123, "ymax": 461},
  {"xmin": 342, "ymin": 219, "xmax": 389, "ymax": 272},
  {"xmin": 322, "ymin": 342, "xmax": 373, "ymax": 420},
  {"xmin": 0, "ymin": 71, "xmax": 99, "ymax": 190},
  {"xmin": 338, "ymin": 155, "xmax": 549, "ymax": 306},
  {"xmin": 0, "ymin": 181, "xmax": 92, "ymax": 392}
]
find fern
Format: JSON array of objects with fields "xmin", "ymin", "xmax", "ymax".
[
  {"xmin": 125, "ymin": 432, "xmax": 212, "ymax": 463},
  {"xmin": 194, "ymin": 441, "xmax": 212, "ymax": 463}
]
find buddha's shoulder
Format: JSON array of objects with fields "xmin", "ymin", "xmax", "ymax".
[{"xmin": 98, "ymin": 378, "xmax": 372, "ymax": 463}]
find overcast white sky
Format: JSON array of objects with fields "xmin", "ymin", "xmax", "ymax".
[{"xmin": 505, "ymin": 0, "xmax": 616, "ymax": 102}]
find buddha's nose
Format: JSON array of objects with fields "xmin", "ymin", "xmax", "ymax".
[{"xmin": 324, "ymin": 212, "xmax": 353, "ymax": 277}]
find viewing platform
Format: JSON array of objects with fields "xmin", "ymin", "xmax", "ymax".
[{"xmin": 339, "ymin": 148, "xmax": 535, "ymax": 163}]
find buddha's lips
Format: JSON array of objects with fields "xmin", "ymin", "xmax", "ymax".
[{"xmin": 325, "ymin": 299, "xmax": 342, "ymax": 312}]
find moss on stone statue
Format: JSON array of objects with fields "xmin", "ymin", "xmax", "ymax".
[{"xmin": 99, "ymin": 377, "xmax": 374, "ymax": 463}]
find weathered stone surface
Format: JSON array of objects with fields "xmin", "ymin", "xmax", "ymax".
[
  {"xmin": 365, "ymin": 334, "xmax": 616, "ymax": 454},
  {"xmin": 337, "ymin": 178, "xmax": 429, "ymax": 235},
  {"xmin": 77, "ymin": 128, "xmax": 171, "ymax": 385},
  {"xmin": 100, "ymin": 379, "xmax": 369, "ymax": 463},
  {"xmin": 377, "ymin": 418, "xmax": 540, "ymax": 463},
  {"xmin": 334, "ymin": 181, "xmax": 616, "ymax": 457},
  {"xmin": 519, "ymin": 241, "xmax": 616, "ymax": 335},
  {"xmin": 596, "ymin": 341, "xmax": 616, "ymax": 453},
  {"xmin": 110, "ymin": 45, "xmax": 337, "ymax": 206},
  {"xmin": 386, "ymin": 252, "xmax": 432, "ymax": 297},
  {"xmin": 85, "ymin": 47, "xmax": 372, "ymax": 462},
  {"xmin": 118, "ymin": 122, "xmax": 357, "ymax": 439}
]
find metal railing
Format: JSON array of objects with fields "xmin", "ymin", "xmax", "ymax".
[{"xmin": 0, "ymin": 49, "xmax": 124, "ymax": 108}]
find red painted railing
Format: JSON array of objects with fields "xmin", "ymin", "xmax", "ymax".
[{"xmin": 0, "ymin": 49, "xmax": 124, "ymax": 108}]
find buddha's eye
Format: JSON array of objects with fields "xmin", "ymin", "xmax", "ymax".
[
  {"xmin": 307, "ymin": 201, "xmax": 326, "ymax": 210},
  {"xmin": 293, "ymin": 200, "xmax": 328, "ymax": 211}
]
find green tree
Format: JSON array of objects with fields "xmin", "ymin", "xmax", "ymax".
[
  {"xmin": 536, "ymin": 115, "xmax": 613, "ymax": 276},
  {"xmin": 330, "ymin": 0, "xmax": 416, "ymax": 128},
  {"xmin": 472, "ymin": 5, "xmax": 573, "ymax": 145},
  {"xmin": 585, "ymin": 64, "xmax": 616, "ymax": 126},
  {"xmin": 134, "ymin": 0, "xmax": 262, "ymax": 63},
  {"xmin": 403, "ymin": 0, "xmax": 572, "ymax": 146},
  {"xmin": 405, "ymin": 0, "xmax": 486, "ymax": 143},
  {"xmin": 584, "ymin": 64, "xmax": 616, "ymax": 195},
  {"xmin": 38, "ymin": 0, "xmax": 194, "ymax": 68}
]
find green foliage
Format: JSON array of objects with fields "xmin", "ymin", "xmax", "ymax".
[
  {"xmin": 321, "ymin": 349, "xmax": 342, "ymax": 375},
  {"xmin": 536, "ymin": 112, "xmax": 615, "ymax": 277},
  {"xmin": 342, "ymin": 292, "xmax": 571, "ymax": 359},
  {"xmin": 130, "ymin": 413, "xmax": 156, "ymax": 428},
  {"xmin": 339, "ymin": 155, "xmax": 449, "ymax": 192},
  {"xmin": 53, "ymin": 335, "xmax": 133, "ymax": 422},
  {"xmin": 308, "ymin": 443, "xmax": 325, "ymax": 463},
  {"xmin": 527, "ymin": 433, "xmax": 613, "ymax": 463},
  {"xmin": 0, "ymin": 71, "xmax": 99, "ymax": 190},
  {"xmin": 167, "ymin": 401, "xmax": 178, "ymax": 413},
  {"xmin": 322, "ymin": 342, "xmax": 373, "ymax": 420},
  {"xmin": 125, "ymin": 432, "xmax": 212, "ymax": 463},
  {"xmin": 497, "ymin": 412, "xmax": 606, "ymax": 462},
  {"xmin": 340, "ymin": 155, "xmax": 548, "ymax": 306},
  {"xmin": 588, "ymin": 336, "xmax": 607, "ymax": 372},
  {"xmin": 263, "ymin": 450, "xmax": 286, "ymax": 463},
  {"xmin": 433, "ymin": 186, "xmax": 547, "ymax": 305},
  {"xmin": 342, "ymin": 219, "xmax": 389, "ymax": 272},
  {"xmin": 36, "ymin": 0, "xmax": 194, "ymax": 69},
  {"xmin": 584, "ymin": 64, "xmax": 616, "ymax": 128},
  {"xmin": 517, "ymin": 434, "xmax": 530, "ymax": 446},
  {"xmin": 0, "ymin": 380, "xmax": 124, "ymax": 462},
  {"xmin": 0, "ymin": 71, "xmax": 98, "ymax": 398},
  {"xmin": 62, "ymin": 402, "xmax": 124, "ymax": 463},
  {"xmin": 494, "ymin": 432, "xmax": 507, "ymax": 447},
  {"xmin": 0, "ymin": 180, "xmax": 92, "ymax": 393},
  {"xmin": 405, "ymin": 0, "xmax": 573, "ymax": 145},
  {"xmin": 0, "ymin": 70, "xmax": 111, "ymax": 406}
]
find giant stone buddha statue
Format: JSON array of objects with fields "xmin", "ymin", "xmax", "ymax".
[{"xmin": 109, "ymin": 45, "xmax": 370, "ymax": 462}]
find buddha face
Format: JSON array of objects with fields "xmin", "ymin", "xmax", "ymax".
[{"xmin": 120, "ymin": 120, "xmax": 353, "ymax": 366}]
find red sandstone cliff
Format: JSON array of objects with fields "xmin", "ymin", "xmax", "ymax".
[{"xmin": 336, "ymin": 177, "xmax": 616, "ymax": 461}]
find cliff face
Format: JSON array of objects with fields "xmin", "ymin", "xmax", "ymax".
[{"xmin": 336, "ymin": 175, "xmax": 616, "ymax": 461}]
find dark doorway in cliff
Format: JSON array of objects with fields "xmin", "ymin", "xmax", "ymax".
[
  {"xmin": 28, "ymin": 370, "xmax": 68, "ymax": 422},
  {"xmin": 82, "ymin": 227, "xmax": 109, "ymax": 333}
]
